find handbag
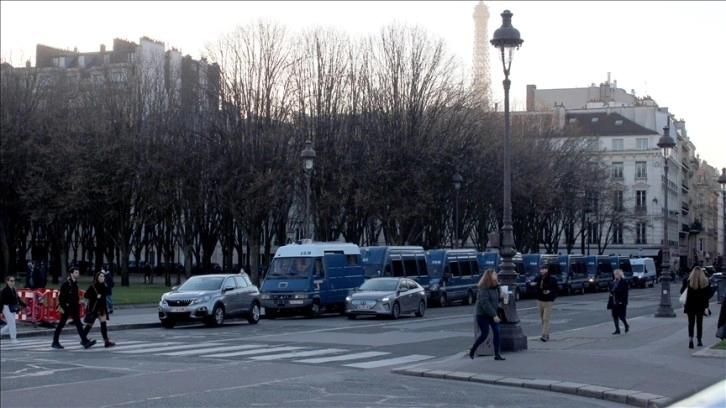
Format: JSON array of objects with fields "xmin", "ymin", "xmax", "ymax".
[
  {"xmin": 9, "ymin": 304, "xmax": 21, "ymax": 313},
  {"xmin": 679, "ymin": 288, "xmax": 688, "ymax": 306},
  {"xmin": 606, "ymin": 295, "xmax": 613, "ymax": 310},
  {"xmin": 496, "ymin": 307, "xmax": 508, "ymax": 323},
  {"xmin": 83, "ymin": 310, "xmax": 96, "ymax": 324}
]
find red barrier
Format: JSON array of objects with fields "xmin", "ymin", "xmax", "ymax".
[{"xmin": 2, "ymin": 288, "xmax": 87, "ymax": 325}]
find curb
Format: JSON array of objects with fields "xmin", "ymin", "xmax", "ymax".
[{"xmin": 390, "ymin": 366, "xmax": 673, "ymax": 408}]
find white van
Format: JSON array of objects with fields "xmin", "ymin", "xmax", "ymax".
[{"xmin": 630, "ymin": 258, "xmax": 656, "ymax": 288}]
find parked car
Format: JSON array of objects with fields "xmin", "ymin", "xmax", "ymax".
[
  {"xmin": 158, "ymin": 272, "xmax": 261, "ymax": 328},
  {"xmin": 345, "ymin": 277, "xmax": 426, "ymax": 320}
]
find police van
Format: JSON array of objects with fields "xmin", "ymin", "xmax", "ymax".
[
  {"xmin": 426, "ymin": 248, "xmax": 480, "ymax": 307},
  {"xmin": 260, "ymin": 241, "xmax": 365, "ymax": 318}
]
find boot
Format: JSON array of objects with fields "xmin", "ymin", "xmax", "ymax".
[
  {"xmin": 105, "ymin": 339, "xmax": 116, "ymax": 348},
  {"xmin": 494, "ymin": 353, "xmax": 506, "ymax": 361},
  {"xmin": 688, "ymin": 337, "xmax": 694, "ymax": 349},
  {"xmin": 51, "ymin": 341, "xmax": 64, "ymax": 349},
  {"xmin": 697, "ymin": 338, "xmax": 703, "ymax": 347},
  {"xmin": 468, "ymin": 348, "xmax": 474, "ymax": 359},
  {"xmin": 612, "ymin": 318, "xmax": 620, "ymax": 334},
  {"xmin": 624, "ymin": 323, "xmax": 630, "ymax": 333}
]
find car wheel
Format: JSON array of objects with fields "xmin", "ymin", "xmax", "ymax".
[
  {"xmin": 161, "ymin": 320, "xmax": 175, "ymax": 329},
  {"xmin": 514, "ymin": 288, "xmax": 520, "ymax": 301},
  {"xmin": 566, "ymin": 285, "xmax": 572, "ymax": 296},
  {"xmin": 208, "ymin": 305, "xmax": 225, "ymax": 327},
  {"xmin": 247, "ymin": 302, "xmax": 261, "ymax": 324},
  {"xmin": 347, "ymin": 313, "xmax": 357, "ymax": 320},
  {"xmin": 438, "ymin": 293, "xmax": 448, "ymax": 308},
  {"xmin": 415, "ymin": 300, "xmax": 426, "ymax": 317},
  {"xmin": 307, "ymin": 301, "xmax": 321, "ymax": 318},
  {"xmin": 391, "ymin": 302, "xmax": 400, "ymax": 319},
  {"xmin": 463, "ymin": 290, "xmax": 474, "ymax": 305}
]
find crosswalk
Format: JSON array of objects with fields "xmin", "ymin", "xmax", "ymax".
[{"xmin": 0, "ymin": 338, "xmax": 434, "ymax": 369}]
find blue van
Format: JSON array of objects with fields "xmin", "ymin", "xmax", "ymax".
[
  {"xmin": 557, "ymin": 254, "xmax": 588, "ymax": 295},
  {"xmin": 360, "ymin": 245, "xmax": 429, "ymax": 294},
  {"xmin": 609, "ymin": 255, "xmax": 633, "ymax": 287},
  {"xmin": 260, "ymin": 242, "xmax": 365, "ymax": 318},
  {"xmin": 426, "ymin": 249, "xmax": 480, "ymax": 307},
  {"xmin": 477, "ymin": 252, "xmax": 526, "ymax": 300},
  {"xmin": 585, "ymin": 255, "xmax": 614, "ymax": 292}
]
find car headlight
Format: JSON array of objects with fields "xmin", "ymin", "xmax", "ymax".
[
  {"xmin": 191, "ymin": 295, "xmax": 211, "ymax": 305},
  {"xmin": 293, "ymin": 292, "xmax": 307, "ymax": 299},
  {"xmin": 430, "ymin": 283, "xmax": 439, "ymax": 292},
  {"xmin": 345, "ymin": 296, "xmax": 352, "ymax": 302},
  {"xmin": 588, "ymin": 278, "xmax": 595, "ymax": 282},
  {"xmin": 260, "ymin": 294, "xmax": 271, "ymax": 300},
  {"xmin": 382, "ymin": 297, "xmax": 390, "ymax": 303}
]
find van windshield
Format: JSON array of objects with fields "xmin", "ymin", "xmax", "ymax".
[
  {"xmin": 632, "ymin": 264, "xmax": 644, "ymax": 272},
  {"xmin": 267, "ymin": 257, "xmax": 312, "ymax": 279}
]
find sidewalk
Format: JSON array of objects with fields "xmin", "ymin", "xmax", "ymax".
[{"xmin": 393, "ymin": 312, "xmax": 726, "ymax": 407}]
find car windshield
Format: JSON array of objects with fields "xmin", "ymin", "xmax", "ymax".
[
  {"xmin": 359, "ymin": 279, "xmax": 399, "ymax": 292},
  {"xmin": 177, "ymin": 276, "xmax": 224, "ymax": 291},
  {"xmin": 267, "ymin": 257, "xmax": 312, "ymax": 278}
]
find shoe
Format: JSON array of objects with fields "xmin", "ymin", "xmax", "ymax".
[
  {"xmin": 494, "ymin": 354, "xmax": 506, "ymax": 361},
  {"xmin": 625, "ymin": 324, "xmax": 630, "ymax": 333},
  {"xmin": 697, "ymin": 339, "xmax": 703, "ymax": 347},
  {"xmin": 11, "ymin": 339, "xmax": 20, "ymax": 344},
  {"xmin": 540, "ymin": 336, "xmax": 547, "ymax": 342},
  {"xmin": 612, "ymin": 330, "xmax": 621, "ymax": 335},
  {"xmin": 51, "ymin": 342, "xmax": 64, "ymax": 349},
  {"xmin": 688, "ymin": 340, "xmax": 694, "ymax": 349},
  {"xmin": 82, "ymin": 339, "xmax": 97, "ymax": 349},
  {"xmin": 105, "ymin": 340, "xmax": 116, "ymax": 348},
  {"xmin": 108, "ymin": 310, "xmax": 114, "ymax": 314}
]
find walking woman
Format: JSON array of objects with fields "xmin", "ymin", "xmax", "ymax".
[
  {"xmin": 680, "ymin": 266, "xmax": 711, "ymax": 348},
  {"xmin": 468, "ymin": 269, "xmax": 506, "ymax": 361},
  {"xmin": 1, "ymin": 275, "xmax": 27, "ymax": 344},
  {"xmin": 610, "ymin": 269, "xmax": 630, "ymax": 334},
  {"xmin": 82, "ymin": 271, "xmax": 116, "ymax": 347}
]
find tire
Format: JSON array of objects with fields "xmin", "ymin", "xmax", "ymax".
[
  {"xmin": 391, "ymin": 302, "xmax": 401, "ymax": 319},
  {"xmin": 514, "ymin": 288, "xmax": 520, "ymax": 301},
  {"xmin": 307, "ymin": 301, "xmax": 321, "ymax": 318},
  {"xmin": 415, "ymin": 300, "xmax": 426, "ymax": 317},
  {"xmin": 247, "ymin": 302, "xmax": 261, "ymax": 324},
  {"xmin": 347, "ymin": 314, "xmax": 357, "ymax": 320},
  {"xmin": 161, "ymin": 320, "xmax": 175, "ymax": 329},
  {"xmin": 463, "ymin": 290, "xmax": 474, "ymax": 305},
  {"xmin": 438, "ymin": 293, "xmax": 448, "ymax": 308},
  {"xmin": 207, "ymin": 305, "xmax": 225, "ymax": 327}
]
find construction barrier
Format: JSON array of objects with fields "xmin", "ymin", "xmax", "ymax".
[{"xmin": 0, "ymin": 288, "xmax": 87, "ymax": 327}]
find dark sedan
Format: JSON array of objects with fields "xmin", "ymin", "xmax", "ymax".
[{"xmin": 345, "ymin": 277, "xmax": 426, "ymax": 320}]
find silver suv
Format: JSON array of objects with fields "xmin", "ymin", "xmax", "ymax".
[{"xmin": 158, "ymin": 273, "xmax": 261, "ymax": 328}]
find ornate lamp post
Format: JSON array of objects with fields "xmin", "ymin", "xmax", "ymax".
[
  {"xmin": 452, "ymin": 171, "xmax": 463, "ymax": 248},
  {"xmin": 301, "ymin": 140, "xmax": 316, "ymax": 240},
  {"xmin": 719, "ymin": 168, "xmax": 726, "ymax": 273},
  {"xmin": 490, "ymin": 10, "xmax": 527, "ymax": 351},
  {"xmin": 655, "ymin": 119, "xmax": 676, "ymax": 317}
]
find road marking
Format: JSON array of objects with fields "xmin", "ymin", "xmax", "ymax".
[
  {"xmin": 294, "ymin": 351, "xmax": 390, "ymax": 363},
  {"xmin": 343, "ymin": 354, "xmax": 434, "ymax": 369},
  {"xmin": 157, "ymin": 344, "xmax": 264, "ymax": 356},
  {"xmin": 250, "ymin": 348, "xmax": 347, "ymax": 360},
  {"xmin": 203, "ymin": 346, "xmax": 305, "ymax": 358},
  {"xmin": 116, "ymin": 343, "xmax": 226, "ymax": 354},
  {"xmin": 79, "ymin": 341, "xmax": 176, "ymax": 352}
]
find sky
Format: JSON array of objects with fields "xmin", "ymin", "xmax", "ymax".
[{"xmin": 1, "ymin": 1, "xmax": 724, "ymax": 170}]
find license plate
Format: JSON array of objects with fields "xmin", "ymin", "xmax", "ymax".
[
  {"xmin": 357, "ymin": 304, "xmax": 372, "ymax": 310},
  {"xmin": 289, "ymin": 300, "xmax": 304, "ymax": 305},
  {"xmin": 170, "ymin": 307, "xmax": 187, "ymax": 312}
]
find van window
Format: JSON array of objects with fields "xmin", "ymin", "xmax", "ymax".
[
  {"xmin": 347, "ymin": 255, "xmax": 358, "ymax": 265},
  {"xmin": 471, "ymin": 260, "xmax": 480, "ymax": 276},
  {"xmin": 403, "ymin": 259, "xmax": 418, "ymax": 278},
  {"xmin": 459, "ymin": 260, "xmax": 472, "ymax": 276},
  {"xmin": 417, "ymin": 258, "xmax": 428, "ymax": 277},
  {"xmin": 449, "ymin": 261, "xmax": 461, "ymax": 278},
  {"xmin": 392, "ymin": 260, "xmax": 405, "ymax": 277}
]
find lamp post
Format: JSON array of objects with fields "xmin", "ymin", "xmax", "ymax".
[
  {"xmin": 301, "ymin": 140, "xmax": 316, "ymax": 240},
  {"xmin": 655, "ymin": 119, "xmax": 676, "ymax": 317},
  {"xmin": 490, "ymin": 9, "xmax": 527, "ymax": 351},
  {"xmin": 452, "ymin": 172, "xmax": 463, "ymax": 248},
  {"xmin": 719, "ymin": 168, "xmax": 726, "ymax": 273}
]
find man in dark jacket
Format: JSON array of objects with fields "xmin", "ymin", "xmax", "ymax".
[
  {"xmin": 530, "ymin": 262, "xmax": 559, "ymax": 342},
  {"xmin": 51, "ymin": 267, "xmax": 96, "ymax": 349},
  {"xmin": 103, "ymin": 268, "xmax": 114, "ymax": 314}
]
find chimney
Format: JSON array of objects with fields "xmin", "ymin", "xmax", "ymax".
[
  {"xmin": 100, "ymin": 44, "xmax": 106, "ymax": 52},
  {"xmin": 26, "ymin": 60, "xmax": 31, "ymax": 68}
]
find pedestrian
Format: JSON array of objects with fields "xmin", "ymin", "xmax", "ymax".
[
  {"xmin": 0, "ymin": 275, "xmax": 27, "ymax": 344},
  {"xmin": 143, "ymin": 262, "xmax": 153, "ymax": 284},
  {"xmin": 609, "ymin": 269, "xmax": 630, "ymax": 334},
  {"xmin": 81, "ymin": 271, "xmax": 116, "ymax": 347},
  {"xmin": 103, "ymin": 268, "xmax": 115, "ymax": 314},
  {"xmin": 26, "ymin": 260, "xmax": 35, "ymax": 289},
  {"xmin": 680, "ymin": 266, "xmax": 711, "ymax": 348},
  {"xmin": 530, "ymin": 262, "xmax": 558, "ymax": 342},
  {"xmin": 716, "ymin": 294, "xmax": 726, "ymax": 340},
  {"xmin": 51, "ymin": 267, "xmax": 97, "ymax": 349},
  {"xmin": 468, "ymin": 268, "xmax": 506, "ymax": 361}
]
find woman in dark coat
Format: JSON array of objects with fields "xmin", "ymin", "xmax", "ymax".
[
  {"xmin": 83, "ymin": 271, "xmax": 116, "ymax": 347},
  {"xmin": 468, "ymin": 269, "xmax": 506, "ymax": 361},
  {"xmin": 680, "ymin": 266, "xmax": 711, "ymax": 348},
  {"xmin": 610, "ymin": 269, "xmax": 630, "ymax": 334}
]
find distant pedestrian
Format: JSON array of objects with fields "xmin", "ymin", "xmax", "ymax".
[
  {"xmin": 468, "ymin": 268, "xmax": 506, "ymax": 361},
  {"xmin": 143, "ymin": 263, "xmax": 153, "ymax": 284},
  {"xmin": 530, "ymin": 262, "xmax": 558, "ymax": 342},
  {"xmin": 0, "ymin": 275, "xmax": 27, "ymax": 344},
  {"xmin": 82, "ymin": 271, "xmax": 116, "ymax": 348},
  {"xmin": 51, "ymin": 267, "xmax": 97, "ymax": 350},
  {"xmin": 103, "ymin": 268, "xmax": 115, "ymax": 314},
  {"xmin": 26, "ymin": 260, "xmax": 35, "ymax": 289},
  {"xmin": 609, "ymin": 269, "xmax": 630, "ymax": 334},
  {"xmin": 680, "ymin": 266, "xmax": 711, "ymax": 348}
]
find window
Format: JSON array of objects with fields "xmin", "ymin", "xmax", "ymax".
[
  {"xmin": 612, "ymin": 223, "xmax": 623, "ymax": 244},
  {"xmin": 614, "ymin": 190, "xmax": 624, "ymax": 211},
  {"xmin": 615, "ymin": 120, "xmax": 623, "ymax": 126},
  {"xmin": 635, "ymin": 162, "xmax": 647, "ymax": 179},
  {"xmin": 636, "ymin": 190, "xmax": 647, "ymax": 207},
  {"xmin": 636, "ymin": 138, "xmax": 649, "ymax": 150},
  {"xmin": 635, "ymin": 223, "xmax": 647, "ymax": 244},
  {"xmin": 612, "ymin": 139, "xmax": 624, "ymax": 151},
  {"xmin": 612, "ymin": 162, "xmax": 624, "ymax": 179}
]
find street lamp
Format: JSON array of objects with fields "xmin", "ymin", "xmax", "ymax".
[
  {"xmin": 452, "ymin": 171, "xmax": 463, "ymax": 248},
  {"xmin": 301, "ymin": 140, "xmax": 316, "ymax": 240},
  {"xmin": 490, "ymin": 9, "xmax": 527, "ymax": 351},
  {"xmin": 655, "ymin": 119, "xmax": 676, "ymax": 318},
  {"xmin": 718, "ymin": 168, "xmax": 726, "ymax": 274}
]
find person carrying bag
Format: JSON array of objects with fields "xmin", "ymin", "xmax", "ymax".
[
  {"xmin": 1, "ymin": 275, "xmax": 27, "ymax": 344},
  {"xmin": 81, "ymin": 271, "xmax": 116, "ymax": 348}
]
